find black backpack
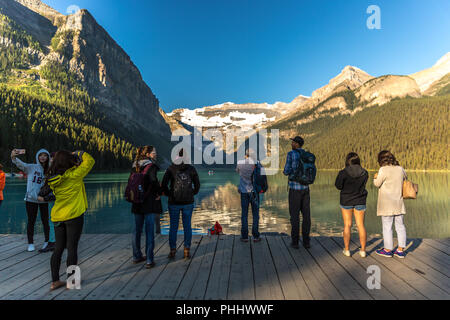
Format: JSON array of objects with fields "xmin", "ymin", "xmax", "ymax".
[
  {"xmin": 173, "ymin": 167, "xmax": 194, "ymax": 203},
  {"xmin": 288, "ymin": 149, "xmax": 317, "ymax": 185},
  {"xmin": 252, "ymin": 161, "xmax": 268, "ymax": 194}
]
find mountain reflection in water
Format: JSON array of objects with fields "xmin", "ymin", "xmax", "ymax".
[{"xmin": 1, "ymin": 169, "xmax": 448, "ymax": 238}]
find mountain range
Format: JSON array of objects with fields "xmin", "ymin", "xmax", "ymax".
[
  {"xmin": 0, "ymin": 0, "xmax": 448, "ymax": 170},
  {"xmin": 169, "ymin": 53, "xmax": 449, "ymax": 140}
]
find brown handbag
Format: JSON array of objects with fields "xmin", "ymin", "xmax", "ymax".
[{"xmin": 402, "ymin": 180, "xmax": 418, "ymax": 199}]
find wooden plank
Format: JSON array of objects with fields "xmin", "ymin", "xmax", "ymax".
[
  {"xmin": 0, "ymin": 234, "xmax": 110, "ymax": 300},
  {"xmin": 265, "ymin": 236, "xmax": 312, "ymax": 300},
  {"xmin": 19, "ymin": 234, "xmax": 121, "ymax": 300},
  {"xmin": 281, "ymin": 236, "xmax": 343, "ymax": 300},
  {"xmin": 316, "ymin": 236, "xmax": 396, "ymax": 300},
  {"xmin": 433, "ymin": 238, "xmax": 450, "ymax": 247},
  {"xmin": 361, "ymin": 237, "xmax": 449, "ymax": 300},
  {"xmin": 145, "ymin": 235, "xmax": 203, "ymax": 300},
  {"xmin": 0, "ymin": 236, "xmax": 59, "ymax": 284},
  {"xmin": 308, "ymin": 237, "xmax": 372, "ymax": 300},
  {"xmin": 113, "ymin": 236, "xmax": 184, "ymax": 300},
  {"xmin": 227, "ymin": 235, "xmax": 256, "ymax": 300},
  {"xmin": 331, "ymin": 237, "xmax": 426, "ymax": 300},
  {"xmin": 187, "ymin": 235, "xmax": 219, "ymax": 300},
  {"xmin": 85, "ymin": 234, "xmax": 167, "ymax": 300},
  {"xmin": 0, "ymin": 234, "xmax": 26, "ymax": 246},
  {"xmin": 204, "ymin": 235, "xmax": 234, "ymax": 300},
  {"xmin": 0, "ymin": 235, "xmax": 55, "ymax": 270},
  {"xmin": 53, "ymin": 235, "xmax": 131, "ymax": 300},
  {"xmin": 386, "ymin": 243, "xmax": 450, "ymax": 294},
  {"xmin": 173, "ymin": 234, "xmax": 217, "ymax": 300},
  {"xmin": 32, "ymin": 234, "xmax": 129, "ymax": 300},
  {"xmin": 421, "ymin": 239, "xmax": 450, "ymax": 255},
  {"xmin": 0, "ymin": 235, "xmax": 41, "ymax": 254},
  {"xmin": 406, "ymin": 240, "xmax": 450, "ymax": 275},
  {"xmin": 250, "ymin": 235, "xmax": 284, "ymax": 300}
]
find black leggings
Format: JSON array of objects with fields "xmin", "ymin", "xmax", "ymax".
[
  {"xmin": 50, "ymin": 214, "xmax": 84, "ymax": 282},
  {"xmin": 25, "ymin": 202, "xmax": 49, "ymax": 244}
]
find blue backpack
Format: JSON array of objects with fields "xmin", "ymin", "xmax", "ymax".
[
  {"xmin": 289, "ymin": 149, "xmax": 317, "ymax": 185},
  {"xmin": 252, "ymin": 161, "xmax": 268, "ymax": 194}
]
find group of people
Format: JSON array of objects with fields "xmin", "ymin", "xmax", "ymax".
[
  {"xmin": 128, "ymin": 146, "xmax": 200, "ymax": 268},
  {"xmin": 238, "ymin": 135, "xmax": 408, "ymax": 259},
  {"xmin": 7, "ymin": 149, "xmax": 95, "ymax": 290},
  {"xmin": 0, "ymin": 134, "xmax": 409, "ymax": 290}
]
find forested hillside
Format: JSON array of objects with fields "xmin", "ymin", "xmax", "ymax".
[{"xmin": 275, "ymin": 95, "xmax": 449, "ymax": 170}]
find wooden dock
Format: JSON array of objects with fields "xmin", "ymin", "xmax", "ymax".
[{"xmin": 0, "ymin": 233, "xmax": 449, "ymax": 300}]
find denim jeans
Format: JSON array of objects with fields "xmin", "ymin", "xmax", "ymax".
[
  {"xmin": 168, "ymin": 204, "xmax": 194, "ymax": 249},
  {"xmin": 132, "ymin": 213, "xmax": 155, "ymax": 263},
  {"xmin": 49, "ymin": 202, "xmax": 55, "ymax": 243},
  {"xmin": 240, "ymin": 192, "xmax": 260, "ymax": 239}
]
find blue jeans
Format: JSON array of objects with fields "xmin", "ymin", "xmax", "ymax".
[
  {"xmin": 168, "ymin": 204, "xmax": 194, "ymax": 249},
  {"xmin": 340, "ymin": 205, "xmax": 366, "ymax": 211},
  {"xmin": 240, "ymin": 192, "xmax": 260, "ymax": 239},
  {"xmin": 132, "ymin": 213, "xmax": 155, "ymax": 263}
]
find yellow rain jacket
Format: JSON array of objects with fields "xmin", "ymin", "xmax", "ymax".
[{"xmin": 48, "ymin": 152, "xmax": 95, "ymax": 222}]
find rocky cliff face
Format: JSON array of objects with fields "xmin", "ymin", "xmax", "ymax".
[{"xmin": 0, "ymin": 0, "xmax": 172, "ymax": 146}]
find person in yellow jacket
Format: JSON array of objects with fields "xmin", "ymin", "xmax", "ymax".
[{"xmin": 47, "ymin": 151, "xmax": 95, "ymax": 291}]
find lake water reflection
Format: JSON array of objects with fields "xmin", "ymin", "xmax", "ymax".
[{"xmin": 1, "ymin": 169, "xmax": 448, "ymax": 238}]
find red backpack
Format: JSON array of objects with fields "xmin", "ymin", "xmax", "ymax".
[{"xmin": 124, "ymin": 164, "xmax": 152, "ymax": 204}]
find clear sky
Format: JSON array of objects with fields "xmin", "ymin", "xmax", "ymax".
[{"xmin": 43, "ymin": 0, "xmax": 450, "ymax": 112}]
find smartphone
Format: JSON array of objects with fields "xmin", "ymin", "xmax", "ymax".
[{"xmin": 16, "ymin": 149, "xmax": 26, "ymax": 155}]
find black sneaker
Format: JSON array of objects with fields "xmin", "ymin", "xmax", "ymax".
[
  {"xmin": 240, "ymin": 238, "xmax": 249, "ymax": 242},
  {"xmin": 39, "ymin": 242, "xmax": 55, "ymax": 253},
  {"xmin": 303, "ymin": 242, "xmax": 311, "ymax": 249}
]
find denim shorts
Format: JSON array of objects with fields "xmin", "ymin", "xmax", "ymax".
[{"xmin": 340, "ymin": 205, "xmax": 366, "ymax": 211}]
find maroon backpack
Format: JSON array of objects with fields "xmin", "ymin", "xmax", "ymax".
[{"xmin": 124, "ymin": 164, "xmax": 152, "ymax": 204}]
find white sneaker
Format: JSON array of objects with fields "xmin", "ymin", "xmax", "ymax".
[
  {"xmin": 41, "ymin": 242, "xmax": 48, "ymax": 250},
  {"xmin": 342, "ymin": 249, "xmax": 351, "ymax": 257},
  {"xmin": 27, "ymin": 244, "xmax": 35, "ymax": 252},
  {"xmin": 359, "ymin": 250, "xmax": 367, "ymax": 258}
]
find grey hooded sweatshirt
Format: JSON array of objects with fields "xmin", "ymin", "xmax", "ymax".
[{"xmin": 12, "ymin": 149, "xmax": 50, "ymax": 203}]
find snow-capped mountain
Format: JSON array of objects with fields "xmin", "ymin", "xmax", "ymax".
[
  {"xmin": 410, "ymin": 52, "xmax": 450, "ymax": 93},
  {"xmin": 168, "ymin": 101, "xmax": 293, "ymax": 134}
]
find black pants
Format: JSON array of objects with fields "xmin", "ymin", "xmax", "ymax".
[
  {"xmin": 25, "ymin": 201, "xmax": 49, "ymax": 244},
  {"xmin": 288, "ymin": 188, "xmax": 311, "ymax": 245},
  {"xmin": 50, "ymin": 214, "xmax": 84, "ymax": 282}
]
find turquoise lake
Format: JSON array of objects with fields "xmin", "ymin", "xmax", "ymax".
[{"xmin": 0, "ymin": 169, "xmax": 448, "ymax": 238}]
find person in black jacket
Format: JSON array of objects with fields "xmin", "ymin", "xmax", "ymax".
[
  {"xmin": 161, "ymin": 149, "xmax": 200, "ymax": 260},
  {"xmin": 131, "ymin": 145, "xmax": 162, "ymax": 269},
  {"xmin": 335, "ymin": 152, "xmax": 368, "ymax": 258}
]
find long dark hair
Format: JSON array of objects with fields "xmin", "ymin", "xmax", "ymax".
[
  {"xmin": 38, "ymin": 152, "xmax": 50, "ymax": 175},
  {"xmin": 345, "ymin": 152, "xmax": 361, "ymax": 167},
  {"xmin": 0, "ymin": 163, "xmax": 3, "ymax": 170},
  {"xmin": 377, "ymin": 150, "xmax": 399, "ymax": 167},
  {"xmin": 48, "ymin": 150, "xmax": 79, "ymax": 176},
  {"xmin": 134, "ymin": 145, "xmax": 154, "ymax": 172}
]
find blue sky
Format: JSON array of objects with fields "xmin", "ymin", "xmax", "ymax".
[{"xmin": 43, "ymin": 0, "xmax": 450, "ymax": 112}]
